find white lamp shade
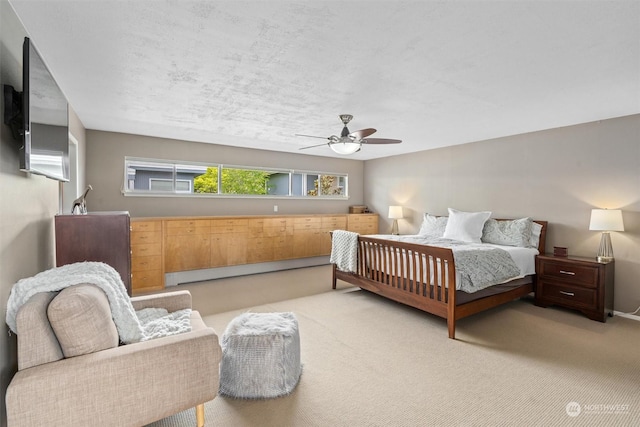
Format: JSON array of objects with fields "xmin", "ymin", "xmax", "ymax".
[
  {"xmin": 589, "ymin": 209, "xmax": 624, "ymax": 231},
  {"xmin": 388, "ymin": 206, "xmax": 403, "ymax": 219}
]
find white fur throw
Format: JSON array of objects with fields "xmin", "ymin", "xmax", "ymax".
[
  {"xmin": 6, "ymin": 262, "xmax": 191, "ymax": 344},
  {"xmin": 330, "ymin": 230, "xmax": 359, "ymax": 273}
]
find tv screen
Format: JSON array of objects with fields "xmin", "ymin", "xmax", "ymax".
[{"xmin": 20, "ymin": 37, "xmax": 70, "ymax": 182}]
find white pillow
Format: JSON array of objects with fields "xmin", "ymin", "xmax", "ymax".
[
  {"xmin": 443, "ymin": 208, "xmax": 491, "ymax": 243},
  {"xmin": 418, "ymin": 213, "xmax": 448, "ymax": 238}
]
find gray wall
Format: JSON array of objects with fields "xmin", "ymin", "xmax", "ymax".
[
  {"xmin": 2, "ymin": 3, "xmax": 638, "ymax": 422},
  {"xmin": 85, "ymin": 130, "xmax": 365, "ymax": 218},
  {"xmin": 0, "ymin": 2, "xmax": 86, "ymax": 424},
  {"xmin": 365, "ymin": 114, "xmax": 640, "ymax": 315}
]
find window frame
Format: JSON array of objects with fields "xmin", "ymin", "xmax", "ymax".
[{"xmin": 123, "ymin": 157, "xmax": 349, "ymax": 200}]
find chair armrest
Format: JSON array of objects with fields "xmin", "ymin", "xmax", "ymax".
[
  {"xmin": 130, "ymin": 290, "xmax": 192, "ymax": 312},
  {"xmin": 6, "ymin": 325, "xmax": 221, "ymax": 427}
]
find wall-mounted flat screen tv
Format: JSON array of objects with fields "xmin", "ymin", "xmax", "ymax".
[{"xmin": 20, "ymin": 37, "xmax": 70, "ymax": 182}]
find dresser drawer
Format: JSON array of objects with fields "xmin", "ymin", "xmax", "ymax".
[
  {"xmin": 350, "ymin": 223, "xmax": 378, "ymax": 234},
  {"xmin": 165, "ymin": 220, "xmax": 211, "ymax": 235},
  {"xmin": 211, "ymin": 225, "xmax": 247, "ymax": 234},
  {"xmin": 538, "ymin": 280, "xmax": 597, "ymax": 309},
  {"xmin": 131, "ymin": 242, "xmax": 162, "ymax": 258},
  {"xmin": 264, "ymin": 217, "xmax": 290, "ymax": 228},
  {"xmin": 131, "ymin": 269, "xmax": 163, "ymax": 291},
  {"xmin": 211, "ymin": 219, "xmax": 249, "ymax": 233},
  {"xmin": 131, "ymin": 220, "xmax": 161, "ymax": 232},
  {"xmin": 348, "ymin": 214, "xmax": 377, "ymax": 224},
  {"xmin": 165, "ymin": 225, "xmax": 211, "ymax": 236},
  {"xmin": 212, "ymin": 218, "xmax": 249, "ymax": 227},
  {"xmin": 131, "ymin": 255, "xmax": 162, "ymax": 272},
  {"xmin": 322, "ymin": 217, "xmax": 347, "ymax": 230},
  {"xmin": 131, "ymin": 231, "xmax": 161, "ymax": 245},
  {"xmin": 293, "ymin": 217, "xmax": 321, "ymax": 230},
  {"xmin": 166, "ymin": 219, "xmax": 211, "ymax": 229},
  {"xmin": 539, "ymin": 261, "xmax": 598, "ymax": 288}
]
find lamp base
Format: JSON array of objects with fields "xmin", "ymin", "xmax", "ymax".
[
  {"xmin": 596, "ymin": 232, "xmax": 614, "ymax": 263},
  {"xmin": 391, "ymin": 219, "xmax": 399, "ymax": 235}
]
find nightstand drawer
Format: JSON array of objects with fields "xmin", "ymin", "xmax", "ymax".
[
  {"xmin": 538, "ymin": 280, "xmax": 597, "ymax": 309},
  {"xmin": 539, "ymin": 262, "xmax": 598, "ymax": 288}
]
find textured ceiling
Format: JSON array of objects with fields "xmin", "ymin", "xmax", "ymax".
[{"xmin": 8, "ymin": 0, "xmax": 640, "ymax": 160}]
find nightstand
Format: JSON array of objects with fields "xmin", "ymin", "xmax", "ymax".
[{"xmin": 535, "ymin": 254, "xmax": 614, "ymax": 322}]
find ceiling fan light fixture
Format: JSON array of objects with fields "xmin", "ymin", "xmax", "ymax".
[
  {"xmin": 297, "ymin": 114, "xmax": 401, "ymax": 153},
  {"xmin": 330, "ymin": 138, "xmax": 361, "ymax": 155}
]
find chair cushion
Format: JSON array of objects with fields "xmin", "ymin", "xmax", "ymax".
[
  {"xmin": 16, "ymin": 292, "xmax": 64, "ymax": 370},
  {"xmin": 47, "ymin": 284, "xmax": 119, "ymax": 358}
]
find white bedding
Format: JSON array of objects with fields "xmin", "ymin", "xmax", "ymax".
[{"xmin": 481, "ymin": 243, "xmax": 538, "ymax": 277}]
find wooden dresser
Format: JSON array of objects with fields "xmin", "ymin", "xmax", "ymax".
[
  {"xmin": 130, "ymin": 219, "xmax": 164, "ymax": 294},
  {"xmin": 130, "ymin": 213, "xmax": 378, "ymax": 294},
  {"xmin": 534, "ymin": 254, "xmax": 614, "ymax": 322},
  {"xmin": 346, "ymin": 213, "xmax": 378, "ymax": 235},
  {"xmin": 55, "ymin": 212, "xmax": 132, "ymax": 295}
]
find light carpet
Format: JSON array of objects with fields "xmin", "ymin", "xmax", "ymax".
[{"xmin": 148, "ymin": 287, "xmax": 640, "ymax": 426}]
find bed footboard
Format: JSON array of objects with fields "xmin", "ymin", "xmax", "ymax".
[
  {"xmin": 332, "ymin": 236, "xmax": 459, "ymax": 338},
  {"xmin": 332, "ymin": 221, "xmax": 546, "ymax": 339}
]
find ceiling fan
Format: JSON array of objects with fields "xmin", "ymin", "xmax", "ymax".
[{"xmin": 296, "ymin": 114, "xmax": 402, "ymax": 155}]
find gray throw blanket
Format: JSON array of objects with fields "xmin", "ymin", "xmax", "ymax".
[{"xmin": 6, "ymin": 262, "xmax": 191, "ymax": 344}]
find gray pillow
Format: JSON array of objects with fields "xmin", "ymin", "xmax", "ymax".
[
  {"xmin": 48, "ymin": 284, "xmax": 119, "ymax": 358},
  {"xmin": 418, "ymin": 213, "xmax": 448, "ymax": 238},
  {"xmin": 482, "ymin": 217, "xmax": 533, "ymax": 247}
]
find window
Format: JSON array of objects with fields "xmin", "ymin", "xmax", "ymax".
[
  {"xmin": 307, "ymin": 174, "xmax": 346, "ymax": 196},
  {"xmin": 124, "ymin": 157, "xmax": 348, "ymax": 199},
  {"xmin": 149, "ymin": 178, "xmax": 192, "ymax": 192}
]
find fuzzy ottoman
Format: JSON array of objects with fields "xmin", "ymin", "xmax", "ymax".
[{"xmin": 219, "ymin": 312, "xmax": 302, "ymax": 399}]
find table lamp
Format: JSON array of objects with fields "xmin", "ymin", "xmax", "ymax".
[
  {"xmin": 388, "ymin": 206, "xmax": 403, "ymax": 235},
  {"xmin": 589, "ymin": 209, "xmax": 624, "ymax": 262}
]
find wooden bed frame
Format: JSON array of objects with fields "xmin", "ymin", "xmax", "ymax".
[{"xmin": 331, "ymin": 220, "xmax": 547, "ymax": 339}]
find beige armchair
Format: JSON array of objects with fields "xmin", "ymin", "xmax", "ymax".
[{"xmin": 6, "ymin": 286, "xmax": 221, "ymax": 427}]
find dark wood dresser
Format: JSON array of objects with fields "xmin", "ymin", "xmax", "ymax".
[
  {"xmin": 535, "ymin": 254, "xmax": 614, "ymax": 322},
  {"xmin": 55, "ymin": 211, "xmax": 132, "ymax": 295}
]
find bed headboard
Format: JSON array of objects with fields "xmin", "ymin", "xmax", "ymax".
[{"xmin": 533, "ymin": 220, "xmax": 548, "ymax": 255}]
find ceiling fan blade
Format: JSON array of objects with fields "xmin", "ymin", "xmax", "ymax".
[
  {"xmin": 295, "ymin": 133, "xmax": 330, "ymax": 140},
  {"xmin": 299, "ymin": 142, "xmax": 329, "ymax": 150},
  {"xmin": 349, "ymin": 128, "xmax": 377, "ymax": 139},
  {"xmin": 362, "ymin": 138, "xmax": 402, "ymax": 144}
]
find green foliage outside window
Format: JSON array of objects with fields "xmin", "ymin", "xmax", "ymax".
[
  {"xmin": 194, "ymin": 167, "xmax": 272, "ymax": 195},
  {"xmin": 193, "ymin": 167, "xmax": 218, "ymax": 193}
]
